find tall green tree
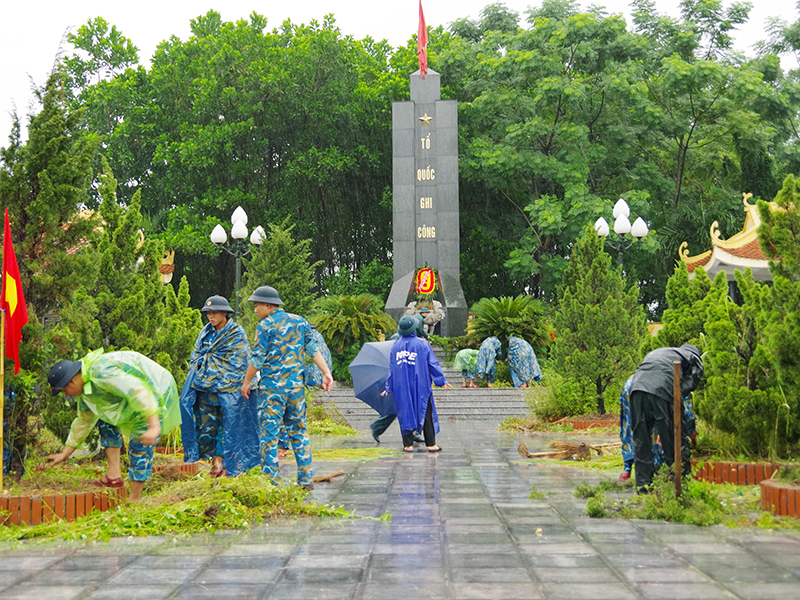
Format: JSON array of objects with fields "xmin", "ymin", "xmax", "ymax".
[
  {"xmin": 551, "ymin": 227, "xmax": 646, "ymax": 414},
  {"xmin": 237, "ymin": 217, "xmax": 322, "ymax": 336},
  {"xmin": 641, "ymin": 263, "xmax": 728, "ymax": 354},
  {"xmin": 0, "ymin": 71, "xmax": 101, "ymax": 479}
]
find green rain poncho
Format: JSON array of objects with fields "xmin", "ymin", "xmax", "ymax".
[{"xmin": 65, "ymin": 349, "xmax": 181, "ymax": 448}]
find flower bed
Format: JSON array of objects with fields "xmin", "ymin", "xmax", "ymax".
[
  {"xmin": 0, "ymin": 486, "xmax": 127, "ymax": 526},
  {"xmin": 760, "ymin": 479, "xmax": 800, "ymax": 518},
  {"xmin": 692, "ymin": 461, "xmax": 780, "ymax": 485}
]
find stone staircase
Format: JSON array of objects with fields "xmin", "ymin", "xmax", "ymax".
[{"xmin": 315, "ymin": 346, "xmax": 531, "ymax": 422}]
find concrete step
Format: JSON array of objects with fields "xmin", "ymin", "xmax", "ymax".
[{"xmin": 314, "ymin": 387, "xmax": 530, "ymax": 421}]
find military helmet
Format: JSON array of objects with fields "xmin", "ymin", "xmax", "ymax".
[
  {"xmin": 48, "ymin": 360, "xmax": 82, "ymax": 393},
  {"xmin": 247, "ymin": 285, "xmax": 284, "ymax": 305},
  {"xmin": 200, "ymin": 295, "xmax": 234, "ymax": 313}
]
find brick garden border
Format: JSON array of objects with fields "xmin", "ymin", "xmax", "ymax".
[
  {"xmin": 0, "ymin": 486, "xmax": 127, "ymax": 526},
  {"xmin": 0, "ymin": 462, "xmax": 199, "ymax": 527},
  {"xmin": 692, "ymin": 461, "xmax": 780, "ymax": 485},
  {"xmin": 760, "ymin": 479, "xmax": 800, "ymax": 518}
]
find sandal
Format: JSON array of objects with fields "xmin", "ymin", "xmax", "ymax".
[
  {"xmin": 92, "ymin": 475, "xmax": 125, "ymax": 488},
  {"xmin": 427, "ymin": 446, "xmax": 442, "ymax": 453},
  {"xmin": 403, "ymin": 446, "xmax": 414, "ymax": 453}
]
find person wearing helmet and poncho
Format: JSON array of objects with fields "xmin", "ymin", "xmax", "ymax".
[
  {"xmin": 241, "ymin": 285, "xmax": 333, "ymax": 490},
  {"xmin": 628, "ymin": 344, "xmax": 704, "ymax": 493},
  {"xmin": 381, "ymin": 315, "xmax": 450, "ymax": 453},
  {"xmin": 179, "ymin": 295, "xmax": 260, "ymax": 478},
  {"xmin": 46, "ymin": 350, "xmax": 181, "ymax": 502}
]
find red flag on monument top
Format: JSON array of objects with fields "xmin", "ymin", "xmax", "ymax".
[
  {"xmin": 1, "ymin": 209, "xmax": 28, "ymax": 374},
  {"xmin": 418, "ymin": 0, "xmax": 429, "ymax": 79}
]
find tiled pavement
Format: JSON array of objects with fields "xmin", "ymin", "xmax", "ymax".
[{"xmin": 0, "ymin": 420, "xmax": 799, "ymax": 599}]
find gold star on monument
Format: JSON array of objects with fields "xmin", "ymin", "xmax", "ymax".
[{"xmin": 419, "ymin": 113, "xmax": 433, "ymax": 126}]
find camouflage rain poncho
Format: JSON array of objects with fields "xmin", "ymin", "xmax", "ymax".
[
  {"xmin": 304, "ymin": 330, "xmax": 332, "ymax": 387},
  {"xmin": 476, "ymin": 336, "xmax": 502, "ymax": 380},
  {"xmin": 507, "ymin": 337, "xmax": 542, "ymax": 387},
  {"xmin": 180, "ymin": 319, "xmax": 260, "ymax": 475}
]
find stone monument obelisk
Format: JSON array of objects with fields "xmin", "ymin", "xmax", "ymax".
[{"xmin": 385, "ymin": 69, "xmax": 467, "ymax": 336}]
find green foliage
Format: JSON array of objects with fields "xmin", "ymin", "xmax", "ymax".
[
  {"xmin": 552, "ymin": 227, "xmax": 646, "ymax": 414},
  {"xmin": 759, "ymin": 174, "xmax": 800, "ymax": 280},
  {"xmin": 313, "ymin": 294, "xmax": 397, "ymax": 352},
  {"xmin": 778, "ymin": 465, "xmax": 800, "ymax": 485},
  {"xmin": 529, "ymin": 370, "xmax": 594, "ymax": 420},
  {"xmin": 469, "ymin": 295, "xmax": 551, "ymax": 354},
  {"xmin": 585, "ymin": 495, "xmax": 607, "ymax": 518},
  {"xmin": 238, "ymin": 217, "xmax": 322, "ymax": 337},
  {"xmin": 322, "ymin": 258, "xmax": 393, "ymax": 300},
  {"xmin": 642, "ymin": 264, "xmax": 728, "ymax": 354},
  {"xmin": 0, "ymin": 71, "xmax": 103, "ymax": 478},
  {"xmin": 528, "ymin": 485, "xmax": 549, "ymax": 499},
  {"xmin": 616, "ymin": 471, "xmax": 729, "ymax": 526},
  {"xmin": 312, "ymin": 294, "xmax": 397, "ymax": 384},
  {"xmin": 49, "ymin": 160, "xmax": 202, "ymax": 389},
  {"xmin": 63, "ymin": 17, "xmax": 139, "ymax": 97}
]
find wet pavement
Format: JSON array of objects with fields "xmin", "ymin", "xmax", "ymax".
[{"xmin": 0, "ymin": 419, "xmax": 799, "ymax": 599}]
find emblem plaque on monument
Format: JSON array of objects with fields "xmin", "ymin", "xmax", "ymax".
[{"xmin": 384, "ymin": 69, "xmax": 468, "ymax": 336}]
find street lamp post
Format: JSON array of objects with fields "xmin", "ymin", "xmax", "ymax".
[
  {"xmin": 210, "ymin": 206, "xmax": 266, "ymax": 318},
  {"xmin": 594, "ymin": 198, "xmax": 649, "ymax": 265}
]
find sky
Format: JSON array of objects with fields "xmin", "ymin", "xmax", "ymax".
[{"xmin": 1, "ymin": 0, "xmax": 797, "ymax": 141}]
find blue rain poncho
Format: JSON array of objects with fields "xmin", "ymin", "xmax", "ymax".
[
  {"xmin": 304, "ymin": 330, "xmax": 332, "ymax": 387},
  {"xmin": 179, "ymin": 319, "xmax": 260, "ymax": 476},
  {"xmin": 507, "ymin": 337, "xmax": 542, "ymax": 387},
  {"xmin": 384, "ymin": 334, "xmax": 447, "ymax": 434},
  {"xmin": 65, "ymin": 349, "xmax": 181, "ymax": 448},
  {"xmin": 476, "ymin": 336, "xmax": 502, "ymax": 379}
]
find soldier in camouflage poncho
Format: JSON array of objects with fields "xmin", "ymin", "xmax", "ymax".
[{"xmin": 180, "ymin": 296, "xmax": 260, "ymax": 477}]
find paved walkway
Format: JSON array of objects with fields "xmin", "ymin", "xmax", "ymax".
[{"xmin": 0, "ymin": 420, "xmax": 799, "ymax": 600}]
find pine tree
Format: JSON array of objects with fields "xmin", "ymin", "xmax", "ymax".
[
  {"xmin": 0, "ymin": 71, "xmax": 101, "ymax": 479},
  {"xmin": 641, "ymin": 263, "xmax": 728, "ymax": 354},
  {"xmin": 52, "ymin": 159, "xmax": 202, "ymax": 383},
  {"xmin": 552, "ymin": 227, "xmax": 646, "ymax": 414},
  {"xmin": 696, "ymin": 268, "xmax": 795, "ymax": 457},
  {"xmin": 237, "ymin": 217, "xmax": 322, "ymax": 336}
]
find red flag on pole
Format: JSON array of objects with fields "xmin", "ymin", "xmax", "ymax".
[
  {"xmin": 1, "ymin": 209, "xmax": 28, "ymax": 374},
  {"xmin": 418, "ymin": 0, "xmax": 429, "ymax": 79}
]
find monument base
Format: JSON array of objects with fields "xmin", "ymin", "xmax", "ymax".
[{"xmin": 385, "ymin": 270, "xmax": 468, "ymax": 337}]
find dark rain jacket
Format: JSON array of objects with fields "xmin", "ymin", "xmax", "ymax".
[{"xmin": 629, "ymin": 344, "xmax": 704, "ymax": 402}]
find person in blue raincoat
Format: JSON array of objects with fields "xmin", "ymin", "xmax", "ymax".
[
  {"xmin": 179, "ymin": 296, "xmax": 260, "ymax": 477},
  {"xmin": 507, "ymin": 337, "xmax": 542, "ymax": 388},
  {"xmin": 381, "ymin": 315, "xmax": 450, "ymax": 452},
  {"xmin": 618, "ymin": 376, "xmax": 696, "ymax": 481},
  {"xmin": 476, "ymin": 336, "xmax": 502, "ymax": 387}
]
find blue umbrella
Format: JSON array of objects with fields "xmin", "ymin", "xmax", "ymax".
[{"xmin": 349, "ymin": 341, "xmax": 396, "ymax": 417}]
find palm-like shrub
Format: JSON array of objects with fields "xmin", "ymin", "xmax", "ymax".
[
  {"xmin": 469, "ymin": 295, "xmax": 550, "ymax": 355},
  {"xmin": 312, "ymin": 294, "xmax": 398, "ymax": 383}
]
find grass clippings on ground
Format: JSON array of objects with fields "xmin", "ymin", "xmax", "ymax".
[{"xmin": 0, "ymin": 469, "xmax": 351, "ymax": 544}]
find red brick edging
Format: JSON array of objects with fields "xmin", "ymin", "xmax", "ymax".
[
  {"xmin": 0, "ymin": 486, "xmax": 127, "ymax": 526},
  {"xmin": 154, "ymin": 462, "xmax": 199, "ymax": 475},
  {"xmin": 692, "ymin": 461, "xmax": 780, "ymax": 485},
  {"xmin": 760, "ymin": 479, "xmax": 800, "ymax": 518}
]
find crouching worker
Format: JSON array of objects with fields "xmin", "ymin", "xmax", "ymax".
[{"xmin": 46, "ymin": 349, "xmax": 181, "ymax": 502}]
